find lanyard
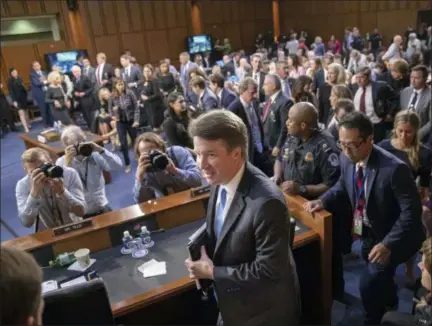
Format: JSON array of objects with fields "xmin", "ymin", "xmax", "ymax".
[
  {"xmin": 78, "ymin": 160, "xmax": 90, "ymax": 190},
  {"xmin": 353, "ymin": 167, "xmax": 368, "ymax": 205}
]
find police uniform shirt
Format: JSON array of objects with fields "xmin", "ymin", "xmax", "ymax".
[{"xmin": 277, "ymin": 130, "xmax": 341, "ymax": 193}]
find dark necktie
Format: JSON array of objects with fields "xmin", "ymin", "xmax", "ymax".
[
  {"xmin": 356, "ymin": 165, "xmax": 365, "ymax": 208},
  {"xmin": 262, "ymin": 98, "xmax": 272, "ymax": 121},
  {"xmin": 409, "ymin": 91, "xmax": 418, "ymax": 110},
  {"xmin": 359, "ymin": 87, "xmax": 366, "ymax": 113}
]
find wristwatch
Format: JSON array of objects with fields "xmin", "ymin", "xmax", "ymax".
[{"xmin": 298, "ymin": 185, "xmax": 308, "ymax": 196}]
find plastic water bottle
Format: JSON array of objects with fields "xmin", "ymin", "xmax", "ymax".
[
  {"xmin": 121, "ymin": 230, "xmax": 133, "ymax": 254},
  {"xmin": 140, "ymin": 226, "xmax": 154, "ymax": 248}
]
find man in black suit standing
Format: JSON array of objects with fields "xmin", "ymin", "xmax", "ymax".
[
  {"xmin": 186, "ymin": 110, "xmax": 300, "ymax": 326},
  {"xmin": 95, "ymin": 52, "xmax": 114, "ymax": 91},
  {"xmin": 120, "ymin": 55, "xmax": 143, "ymax": 99},
  {"xmin": 227, "ymin": 77, "xmax": 272, "ymax": 176},
  {"xmin": 71, "ymin": 65, "xmax": 96, "ymax": 131},
  {"xmin": 261, "ymin": 74, "xmax": 293, "ymax": 157},
  {"xmin": 209, "ymin": 73, "xmax": 237, "ymax": 109},
  {"xmin": 250, "ymin": 54, "xmax": 267, "ymax": 103}
]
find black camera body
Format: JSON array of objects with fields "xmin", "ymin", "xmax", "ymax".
[
  {"xmin": 147, "ymin": 150, "xmax": 169, "ymax": 172},
  {"xmin": 75, "ymin": 143, "xmax": 93, "ymax": 157},
  {"xmin": 40, "ymin": 163, "xmax": 64, "ymax": 179}
]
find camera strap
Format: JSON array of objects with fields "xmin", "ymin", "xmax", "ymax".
[
  {"xmin": 77, "ymin": 159, "xmax": 90, "ymax": 190},
  {"xmin": 48, "ymin": 188, "xmax": 64, "ymax": 227}
]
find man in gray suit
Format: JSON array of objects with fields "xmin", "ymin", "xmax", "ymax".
[
  {"xmin": 400, "ymin": 65, "xmax": 431, "ymax": 142},
  {"xmin": 120, "ymin": 55, "xmax": 143, "ymax": 99},
  {"xmin": 190, "ymin": 75, "xmax": 218, "ymax": 112},
  {"xmin": 186, "ymin": 110, "xmax": 300, "ymax": 326},
  {"xmin": 179, "ymin": 52, "xmax": 198, "ymax": 93},
  {"xmin": 82, "ymin": 58, "xmax": 97, "ymax": 86}
]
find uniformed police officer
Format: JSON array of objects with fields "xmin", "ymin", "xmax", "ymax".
[{"xmin": 273, "ymin": 102, "xmax": 348, "ymax": 303}]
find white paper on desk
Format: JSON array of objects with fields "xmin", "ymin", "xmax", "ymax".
[
  {"xmin": 138, "ymin": 259, "xmax": 167, "ymax": 278},
  {"xmin": 67, "ymin": 258, "xmax": 96, "ymax": 272},
  {"xmin": 60, "ymin": 275, "xmax": 87, "ymax": 289},
  {"xmin": 42, "ymin": 280, "xmax": 59, "ymax": 294}
]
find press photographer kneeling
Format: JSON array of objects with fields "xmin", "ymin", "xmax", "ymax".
[
  {"xmin": 15, "ymin": 148, "xmax": 86, "ymax": 231},
  {"xmin": 57, "ymin": 126, "xmax": 123, "ymax": 218},
  {"xmin": 133, "ymin": 132, "xmax": 202, "ymax": 202}
]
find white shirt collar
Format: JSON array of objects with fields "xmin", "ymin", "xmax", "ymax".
[
  {"xmin": 270, "ymin": 90, "xmax": 280, "ymax": 103},
  {"xmin": 199, "ymin": 89, "xmax": 205, "ymax": 100},
  {"xmin": 221, "ymin": 163, "xmax": 245, "ymax": 198},
  {"xmin": 218, "ymin": 89, "xmax": 223, "ymax": 99},
  {"xmin": 357, "ymin": 151, "xmax": 371, "ymax": 169}
]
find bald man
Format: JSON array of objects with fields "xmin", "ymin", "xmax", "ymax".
[
  {"xmin": 71, "ymin": 65, "xmax": 96, "ymax": 130},
  {"xmin": 382, "ymin": 35, "xmax": 403, "ymax": 63},
  {"xmin": 273, "ymin": 102, "xmax": 348, "ymax": 302}
]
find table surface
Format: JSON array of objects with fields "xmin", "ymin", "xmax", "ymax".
[{"xmin": 43, "ymin": 218, "xmax": 313, "ymax": 307}]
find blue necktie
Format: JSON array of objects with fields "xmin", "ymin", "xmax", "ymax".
[{"xmin": 215, "ymin": 187, "xmax": 227, "ymax": 238}]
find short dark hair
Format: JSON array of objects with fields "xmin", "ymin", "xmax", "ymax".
[
  {"xmin": 338, "ymin": 111, "xmax": 374, "ymax": 139},
  {"xmin": 411, "ymin": 64, "xmax": 429, "ymax": 80},
  {"xmin": 356, "ymin": 66, "xmax": 371, "ymax": 78},
  {"xmin": 189, "ymin": 110, "xmax": 248, "ymax": 160},
  {"xmin": 0, "ymin": 246, "xmax": 43, "ymax": 325},
  {"xmin": 209, "ymin": 73, "xmax": 225, "ymax": 88},
  {"xmin": 190, "ymin": 76, "xmax": 206, "ymax": 90},
  {"xmin": 334, "ymin": 99, "xmax": 355, "ymax": 115}
]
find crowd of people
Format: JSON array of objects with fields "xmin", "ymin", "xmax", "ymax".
[{"xmin": 1, "ymin": 23, "xmax": 432, "ymax": 325}]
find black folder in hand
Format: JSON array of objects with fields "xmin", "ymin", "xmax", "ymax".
[{"xmin": 187, "ymin": 223, "xmax": 213, "ymax": 293}]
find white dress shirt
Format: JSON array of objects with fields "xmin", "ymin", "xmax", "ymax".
[
  {"xmin": 215, "ymin": 163, "xmax": 245, "ymax": 228},
  {"xmin": 97, "ymin": 63, "xmax": 105, "ymax": 83},
  {"xmin": 354, "ymin": 84, "xmax": 381, "ymax": 124}
]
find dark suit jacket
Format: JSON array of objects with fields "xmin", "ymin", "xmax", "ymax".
[
  {"xmin": 95, "ymin": 63, "xmax": 114, "ymax": 90},
  {"xmin": 262, "ymin": 92, "xmax": 293, "ymax": 149},
  {"xmin": 321, "ymin": 145, "xmax": 425, "ymax": 257},
  {"xmin": 312, "ymin": 68, "xmax": 325, "ymax": 93},
  {"xmin": 254, "ymin": 71, "xmax": 267, "ymax": 103},
  {"xmin": 206, "ymin": 163, "xmax": 300, "ymax": 326},
  {"xmin": 199, "ymin": 88, "xmax": 218, "ymax": 111},
  {"xmin": 222, "ymin": 61, "xmax": 236, "ymax": 78},
  {"xmin": 30, "ymin": 70, "xmax": 48, "ymax": 107},
  {"xmin": 352, "ymin": 81, "xmax": 398, "ymax": 118},
  {"xmin": 121, "ymin": 65, "xmax": 143, "ymax": 98},
  {"xmin": 73, "ymin": 75, "xmax": 95, "ymax": 109},
  {"xmin": 228, "ymin": 98, "xmax": 268, "ymax": 164},
  {"xmin": 220, "ymin": 88, "xmax": 237, "ymax": 109}
]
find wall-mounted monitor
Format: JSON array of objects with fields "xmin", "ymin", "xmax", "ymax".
[
  {"xmin": 187, "ymin": 34, "xmax": 213, "ymax": 54},
  {"xmin": 44, "ymin": 49, "xmax": 88, "ymax": 73}
]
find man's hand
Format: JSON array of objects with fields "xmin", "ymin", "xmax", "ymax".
[
  {"xmin": 88, "ymin": 141, "xmax": 104, "ymax": 153},
  {"xmin": 54, "ymin": 100, "xmax": 62, "ymax": 109},
  {"xmin": 303, "ymin": 199, "xmax": 324, "ymax": 215},
  {"xmin": 137, "ymin": 153, "xmax": 151, "ymax": 181},
  {"xmin": 64, "ymin": 145, "xmax": 77, "ymax": 166},
  {"xmin": 185, "ymin": 246, "xmax": 214, "ymax": 280},
  {"xmin": 65, "ymin": 100, "xmax": 71, "ymax": 109},
  {"xmin": 281, "ymin": 181, "xmax": 299, "ymax": 195},
  {"xmin": 271, "ymin": 147, "xmax": 280, "ymax": 157},
  {"xmin": 49, "ymin": 178, "xmax": 65, "ymax": 196},
  {"xmin": 13, "ymin": 101, "xmax": 18, "ymax": 108},
  {"xmin": 141, "ymin": 94, "xmax": 148, "ymax": 101},
  {"xmin": 368, "ymin": 243, "xmax": 390, "ymax": 264},
  {"xmin": 30, "ymin": 169, "xmax": 47, "ymax": 197},
  {"xmin": 132, "ymin": 121, "xmax": 139, "ymax": 128},
  {"xmin": 166, "ymin": 157, "xmax": 177, "ymax": 174}
]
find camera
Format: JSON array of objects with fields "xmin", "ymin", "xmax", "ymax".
[
  {"xmin": 40, "ymin": 163, "xmax": 64, "ymax": 178},
  {"xmin": 147, "ymin": 150, "xmax": 169, "ymax": 172},
  {"xmin": 75, "ymin": 143, "xmax": 93, "ymax": 157}
]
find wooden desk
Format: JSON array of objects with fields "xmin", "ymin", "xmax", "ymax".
[
  {"xmin": 4, "ymin": 190, "xmax": 331, "ymax": 325},
  {"xmin": 19, "ymin": 131, "xmax": 111, "ymax": 184}
]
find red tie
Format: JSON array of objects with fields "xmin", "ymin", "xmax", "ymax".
[
  {"xmin": 262, "ymin": 99, "xmax": 272, "ymax": 121},
  {"xmin": 96, "ymin": 66, "xmax": 101, "ymax": 85},
  {"xmin": 359, "ymin": 87, "xmax": 366, "ymax": 113}
]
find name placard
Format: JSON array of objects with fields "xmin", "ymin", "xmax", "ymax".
[
  {"xmin": 190, "ymin": 185, "xmax": 211, "ymax": 197},
  {"xmin": 53, "ymin": 219, "xmax": 93, "ymax": 236}
]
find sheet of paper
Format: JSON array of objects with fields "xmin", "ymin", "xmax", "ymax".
[
  {"xmin": 67, "ymin": 258, "xmax": 96, "ymax": 272},
  {"xmin": 138, "ymin": 259, "xmax": 167, "ymax": 278},
  {"xmin": 42, "ymin": 280, "xmax": 58, "ymax": 294},
  {"xmin": 137, "ymin": 259, "xmax": 159, "ymax": 273},
  {"xmin": 60, "ymin": 275, "xmax": 87, "ymax": 289}
]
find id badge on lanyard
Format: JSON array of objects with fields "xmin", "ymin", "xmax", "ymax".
[{"xmin": 352, "ymin": 169, "xmax": 368, "ymax": 236}]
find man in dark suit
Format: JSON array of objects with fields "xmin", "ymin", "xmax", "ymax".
[
  {"xmin": 71, "ymin": 65, "xmax": 96, "ymax": 131},
  {"xmin": 190, "ymin": 76, "xmax": 218, "ymax": 112},
  {"xmin": 186, "ymin": 110, "xmax": 300, "ymax": 326},
  {"xmin": 95, "ymin": 53, "xmax": 114, "ymax": 91},
  {"xmin": 120, "ymin": 55, "xmax": 143, "ymax": 99},
  {"xmin": 30, "ymin": 61, "xmax": 53, "ymax": 128},
  {"xmin": 228, "ymin": 77, "xmax": 272, "ymax": 176},
  {"xmin": 305, "ymin": 112, "xmax": 425, "ymax": 325},
  {"xmin": 209, "ymin": 73, "xmax": 237, "ymax": 109},
  {"xmin": 82, "ymin": 58, "xmax": 97, "ymax": 87},
  {"xmin": 221, "ymin": 55, "xmax": 236, "ymax": 78},
  {"xmin": 251, "ymin": 54, "xmax": 267, "ymax": 103},
  {"xmin": 261, "ymin": 74, "xmax": 293, "ymax": 155},
  {"xmin": 352, "ymin": 66, "xmax": 398, "ymax": 143}
]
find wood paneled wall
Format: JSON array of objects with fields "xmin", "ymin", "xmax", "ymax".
[
  {"xmin": 200, "ymin": 0, "xmax": 273, "ymax": 53},
  {"xmin": 280, "ymin": 0, "xmax": 430, "ymax": 45}
]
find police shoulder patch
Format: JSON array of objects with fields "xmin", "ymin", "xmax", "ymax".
[{"xmin": 328, "ymin": 152, "xmax": 340, "ymax": 167}]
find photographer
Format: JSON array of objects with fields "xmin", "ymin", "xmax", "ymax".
[
  {"xmin": 133, "ymin": 132, "xmax": 201, "ymax": 203},
  {"xmin": 57, "ymin": 126, "xmax": 123, "ymax": 218},
  {"xmin": 15, "ymin": 148, "xmax": 86, "ymax": 231}
]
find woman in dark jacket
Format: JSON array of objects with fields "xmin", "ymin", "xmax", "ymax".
[
  {"xmin": 112, "ymin": 80, "xmax": 140, "ymax": 173},
  {"xmin": 7, "ymin": 68, "xmax": 30, "ymax": 132},
  {"xmin": 157, "ymin": 60, "xmax": 181, "ymax": 96},
  {"xmin": 162, "ymin": 92, "xmax": 193, "ymax": 150},
  {"xmin": 140, "ymin": 64, "xmax": 165, "ymax": 132},
  {"xmin": 0, "ymin": 82, "xmax": 18, "ymax": 134}
]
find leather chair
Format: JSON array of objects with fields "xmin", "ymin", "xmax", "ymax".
[{"xmin": 42, "ymin": 278, "xmax": 115, "ymax": 325}]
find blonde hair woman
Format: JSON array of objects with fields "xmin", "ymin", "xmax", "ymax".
[
  {"xmin": 378, "ymin": 110, "xmax": 432, "ymax": 284},
  {"xmin": 45, "ymin": 71, "xmax": 72, "ymax": 125}
]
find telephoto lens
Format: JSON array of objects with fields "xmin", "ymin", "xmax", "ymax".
[{"xmin": 39, "ymin": 163, "xmax": 64, "ymax": 178}]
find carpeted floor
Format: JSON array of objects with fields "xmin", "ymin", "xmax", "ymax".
[{"xmin": 0, "ymin": 120, "xmax": 418, "ymax": 325}]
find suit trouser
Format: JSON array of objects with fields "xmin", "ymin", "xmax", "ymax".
[
  {"xmin": 116, "ymin": 120, "xmax": 137, "ymax": 166},
  {"xmin": 359, "ymin": 227, "xmax": 417, "ymax": 325},
  {"xmin": 37, "ymin": 101, "xmax": 53, "ymax": 127}
]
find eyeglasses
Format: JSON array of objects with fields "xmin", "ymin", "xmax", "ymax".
[{"xmin": 337, "ymin": 140, "xmax": 364, "ymax": 150}]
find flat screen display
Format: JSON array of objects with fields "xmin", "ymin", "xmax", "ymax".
[
  {"xmin": 187, "ymin": 35, "xmax": 212, "ymax": 54},
  {"xmin": 44, "ymin": 49, "xmax": 89, "ymax": 73}
]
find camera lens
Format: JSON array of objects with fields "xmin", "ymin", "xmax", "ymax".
[{"xmin": 78, "ymin": 143, "xmax": 93, "ymax": 157}]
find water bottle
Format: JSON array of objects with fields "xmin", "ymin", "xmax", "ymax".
[
  {"xmin": 121, "ymin": 230, "xmax": 133, "ymax": 254},
  {"xmin": 140, "ymin": 226, "xmax": 154, "ymax": 248}
]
